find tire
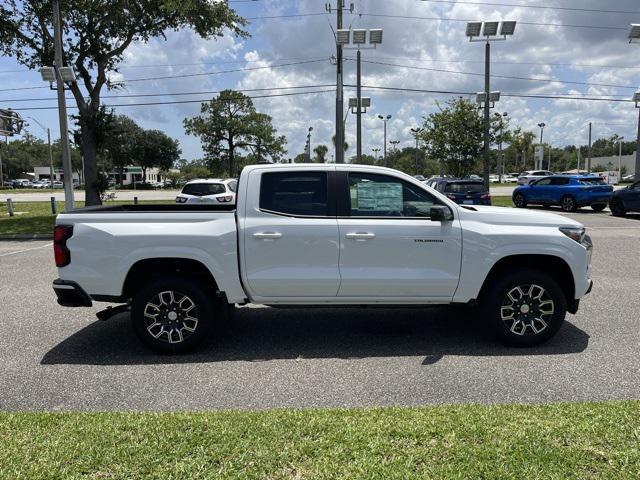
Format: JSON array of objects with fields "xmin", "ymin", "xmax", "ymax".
[
  {"xmin": 610, "ymin": 198, "xmax": 626, "ymax": 217},
  {"xmin": 591, "ymin": 203, "xmax": 606, "ymax": 212},
  {"xmin": 131, "ymin": 277, "xmax": 215, "ymax": 354},
  {"xmin": 482, "ymin": 269, "xmax": 567, "ymax": 347},
  {"xmin": 561, "ymin": 195, "xmax": 577, "ymax": 212},
  {"xmin": 513, "ymin": 193, "xmax": 527, "ymax": 208}
]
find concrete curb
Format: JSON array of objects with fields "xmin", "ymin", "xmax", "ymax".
[{"xmin": 0, "ymin": 234, "xmax": 52, "ymax": 241}]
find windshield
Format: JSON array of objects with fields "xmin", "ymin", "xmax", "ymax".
[
  {"xmin": 578, "ymin": 178, "xmax": 606, "ymax": 185},
  {"xmin": 444, "ymin": 182, "xmax": 486, "ymax": 194},
  {"xmin": 181, "ymin": 183, "xmax": 226, "ymax": 196}
]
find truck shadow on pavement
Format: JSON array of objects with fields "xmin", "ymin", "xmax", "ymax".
[{"xmin": 42, "ymin": 306, "xmax": 589, "ymax": 366}]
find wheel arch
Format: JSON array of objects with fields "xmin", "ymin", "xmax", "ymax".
[
  {"xmin": 477, "ymin": 254, "xmax": 575, "ymax": 306},
  {"xmin": 122, "ymin": 258, "xmax": 220, "ymax": 300}
]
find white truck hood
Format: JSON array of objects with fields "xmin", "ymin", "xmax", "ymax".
[{"xmin": 457, "ymin": 205, "xmax": 583, "ymax": 228}]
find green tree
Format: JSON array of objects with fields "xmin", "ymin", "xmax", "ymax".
[
  {"xmin": 134, "ymin": 129, "xmax": 181, "ymax": 182},
  {"xmin": 0, "ymin": 1, "xmax": 247, "ymax": 204},
  {"xmin": 100, "ymin": 115, "xmax": 143, "ymax": 185},
  {"xmin": 421, "ymin": 98, "xmax": 483, "ymax": 178},
  {"xmin": 313, "ymin": 144, "xmax": 329, "ymax": 163},
  {"xmin": 184, "ymin": 90, "xmax": 287, "ymax": 177}
]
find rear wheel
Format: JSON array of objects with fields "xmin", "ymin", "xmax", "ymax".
[
  {"xmin": 131, "ymin": 277, "xmax": 214, "ymax": 354},
  {"xmin": 513, "ymin": 193, "xmax": 527, "ymax": 208},
  {"xmin": 561, "ymin": 195, "xmax": 577, "ymax": 212},
  {"xmin": 591, "ymin": 203, "xmax": 606, "ymax": 212},
  {"xmin": 610, "ymin": 198, "xmax": 626, "ymax": 217},
  {"xmin": 483, "ymin": 269, "xmax": 566, "ymax": 347}
]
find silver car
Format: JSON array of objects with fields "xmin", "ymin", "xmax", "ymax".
[{"xmin": 517, "ymin": 170, "xmax": 554, "ymax": 185}]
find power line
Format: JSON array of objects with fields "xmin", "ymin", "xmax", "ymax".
[
  {"xmin": 0, "ymin": 55, "xmax": 332, "ymax": 74},
  {"xmin": 347, "ymin": 84, "xmax": 634, "ymax": 103},
  {"xmin": 0, "ymin": 84, "xmax": 336, "ymax": 103},
  {"xmin": 364, "ymin": 53, "xmax": 640, "ymax": 71},
  {"xmin": 9, "ymin": 89, "xmax": 335, "ymax": 111},
  {"xmin": 111, "ymin": 58, "xmax": 328, "ymax": 84},
  {"xmin": 356, "ymin": 12, "xmax": 628, "ymax": 31},
  {"xmin": 419, "ymin": 0, "xmax": 640, "ymax": 15},
  {"xmin": 0, "ymin": 58, "xmax": 330, "ymax": 93},
  {"xmin": 352, "ymin": 58, "xmax": 640, "ymax": 90}
]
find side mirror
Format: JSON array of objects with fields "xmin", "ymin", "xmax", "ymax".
[{"xmin": 430, "ymin": 205, "xmax": 450, "ymax": 222}]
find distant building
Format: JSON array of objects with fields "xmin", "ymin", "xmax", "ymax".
[
  {"xmin": 588, "ymin": 153, "xmax": 636, "ymax": 176},
  {"xmin": 33, "ymin": 166, "xmax": 81, "ymax": 183}
]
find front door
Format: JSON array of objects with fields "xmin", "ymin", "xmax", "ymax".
[
  {"xmin": 241, "ymin": 169, "xmax": 340, "ymax": 298},
  {"xmin": 336, "ymin": 171, "xmax": 462, "ymax": 299}
]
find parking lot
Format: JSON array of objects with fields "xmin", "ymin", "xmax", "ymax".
[{"xmin": 1, "ymin": 209, "xmax": 639, "ymax": 411}]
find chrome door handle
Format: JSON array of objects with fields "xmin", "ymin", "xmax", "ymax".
[
  {"xmin": 345, "ymin": 232, "xmax": 376, "ymax": 240},
  {"xmin": 253, "ymin": 232, "xmax": 283, "ymax": 239}
]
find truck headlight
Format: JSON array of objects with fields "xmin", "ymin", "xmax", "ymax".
[{"xmin": 559, "ymin": 226, "xmax": 585, "ymax": 243}]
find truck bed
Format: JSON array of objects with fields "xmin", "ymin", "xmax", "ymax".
[{"xmin": 63, "ymin": 204, "xmax": 237, "ymax": 213}]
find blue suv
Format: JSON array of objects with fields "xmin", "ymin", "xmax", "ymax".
[
  {"xmin": 512, "ymin": 175, "xmax": 613, "ymax": 212},
  {"xmin": 432, "ymin": 179, "xmax": 491, "ymax": 205},
  {"xmin": 610, "ymin": 180, "xmax": 640, "ymax": 217}
]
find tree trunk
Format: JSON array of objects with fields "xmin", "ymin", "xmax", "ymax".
[
  {"xmin": 80, "ymin": 115, "xmax": 101, "ymax": 206},
  {"xmin": 142, "ymin": 167, "xmax": 147, "ymax": 183},
  {"xmin": 118, "ymin": 165, "xmax": 124, "ymax": 186},
  {"xmin": 228, "ymin": 142, "xmax": 235, "ymax": 177}
]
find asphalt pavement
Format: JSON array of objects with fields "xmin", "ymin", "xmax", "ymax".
[{"xmin": 1, "ymin": 209, "xmax": 639, "ymax": 411}]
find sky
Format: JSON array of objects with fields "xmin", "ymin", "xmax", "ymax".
[{"xmin": 1, "ymin": 0, "xmax": 640, "ymax": 162}]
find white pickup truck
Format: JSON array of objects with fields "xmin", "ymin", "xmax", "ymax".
[{"xmin": 52, "ymin": 164, "xmax": 593, "ymax": 353}]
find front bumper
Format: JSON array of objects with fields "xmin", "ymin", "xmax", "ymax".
[{"xmin": 53, "ymin": 279, "xmax": 92, "ymax": 307}]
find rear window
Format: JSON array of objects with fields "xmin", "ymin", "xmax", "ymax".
[
  {"xmin": 227, "ymin": 180, "xmax": 238, "ymax": 193},
  {"xmin": 578, "ymin": 177, "xmax": 606, "ymax": 185},
  {"xmin": 260, "ymin": 172, "xmax": 328, "ymax": 216},
  {"xmin": 181, "ymin": 183, "xmax": 226, "ymax": 196},
  {"xmin": 444, "ymin": 182, "xmax": 486, "ymax": 194}
]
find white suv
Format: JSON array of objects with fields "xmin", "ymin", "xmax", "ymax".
[
  {"xmin": 175, "ymin": 178, "xmax": 237, "ymax": 204},
  {"xmin": 517, "ymin": 170, "xmax": 554, "ymax": 185}
]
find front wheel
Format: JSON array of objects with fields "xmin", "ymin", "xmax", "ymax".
[
  {"xmin": 561, "ymin": 195, "xmax": 577, "ymax": 212},
  {"xmin": 513, "ymin": 193, "xmax": 527, "ymax": 208},
  {"xmin": 131, "ymin": 277, "xmax": 214, "ymax": 353},
  {"xmin": 483, "ymin": 269, "xmax": 567, "ymax": 347},
  {"xmin": 591, "ymin": 203, "xmax": 606, "ymax": 212}
]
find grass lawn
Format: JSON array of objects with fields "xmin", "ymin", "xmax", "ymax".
[
  {"xmin": 491, "ymin": 196, "xmax": 514, "ymax": 207},
  {"xmin": 0, "ymin": 401, "xmax": 639, "ymax": 479},
  {"xmin": 0, "ymin": 200, "xmax": 167, "ymax": 235}
]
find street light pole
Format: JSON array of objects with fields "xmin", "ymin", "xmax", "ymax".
[
  {"xmin": 356, "ymin": 48, "xmax": 362, "ymax": 163},
  {"xmin": 410, "ymin": 127, "xmax": 424, "ymax": 175},
  {"xmin": 466, "ymin": 21, "xmax": 516, "ymax": 189},
  {"xmin": 618, "ymin": 136, "xmax": 624, "ymax": 182},
  {"xmin": 483, "ymin": 40, "xmax": 491, "ymax": 189},
  {"xmin": 537, "ymin": 122, "xmax": 545, "ymax": 170},
  {"xmin": 372, "ymin": 147, "xmax": 380, "ymax": 163},
  {"xmin": 52, "ymin": 0, "xmax": 74, "ymax": 210},
  {"xmin": 496, "ymin": 113, "xmax": 507, "ymax": 182},
  {"xmin": 335, "ymin": 1, "xmax": 344, "ymax": 164},
  {"xmin": 378, "ymin": 114, "xmax": 391, "ymax": 167}
]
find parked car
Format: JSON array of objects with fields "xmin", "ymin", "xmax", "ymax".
[
  {"xmin": 52, "ymin": 164, "xmax": 593, "ymax": 353},
  {"xmin": 432, "ymin": 179, "xmax": 491, "ymax": 205},
  {"xmin": 414, "ymin": 175, "xmax": 426, "ymax": 182},
  {"xmin": 52, "ymin": 181, "xmax": 63, "ymax": 188},
  {"xmin": 175, "ymin": 178, "xmax": 237, "ymax": 204},
  {"xmin": 513, "ymin": 175, "xmax": 613, "ymax": 212},
  {"xmin": 623, "ymin": 174, "xmax": 635, "ymax": 182},
  {"xmin": 424, "ymin": 176, "xmax": 446, "ymax": 188},
  {"xmin": 517, "ymin": 170, "xmax": 554, "ymax": 185},
  {"xmin": 610, "ymin": 180, "xmax": 640, "ymax": 217},
  {"xmin": 502, "ymin": 175, "xmax": 518, "ymax": 183},
  {"xmin": 32, "ymin": 180, "xmax": 49, "ymax": 189}
]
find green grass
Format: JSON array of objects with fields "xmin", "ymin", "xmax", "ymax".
[
  {"xmin": 491, "ymin": 196, "xmax": 514, "ymax": 207},
  {"xmin": 0, "ymin": 200, "xmax": 167, "ymax": 235},
  {"xmin": 0, "ymin": 401, "xmax": 639, "ymax": 479}
]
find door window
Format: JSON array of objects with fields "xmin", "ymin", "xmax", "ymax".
[
  {"xmin": 348, "ymin": 173, "xmax": 438, "ymax": 218},
  {"xmin": 550, "ymin": 177, "xmax": 570, "ymax": 186},
  {"xmin": 533, "ymin": 178, "xmax": 552, "ymax": 186},
  {"xmin": 260, "ymin": 172, "xmax": 329, "ymax": 216}
]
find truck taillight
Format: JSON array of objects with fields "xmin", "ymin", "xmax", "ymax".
[{"xmin": 53, "ymin": 225, "xmax": 73, "ymax": 267}]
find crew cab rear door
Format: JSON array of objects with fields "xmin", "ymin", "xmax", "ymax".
[
  {"xmin": 239, "ymin": 167, "xmax": 340, "ymax": 298},
  {"xmin": 335, "ymin": 169, "xmax": 462, "ymax": 299}
]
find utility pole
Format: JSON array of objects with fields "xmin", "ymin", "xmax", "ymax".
[
  {"xmin": 333, "ymin": 1, "xmax": 345, "ymax": 164},
  {"xmin": 377, "ymin": 114, "xmax": 391, "ymax": 167},
  {"xmin": 636, "ymin": 106, "xmax": 640, "ymax": 179},
  {"xmin": 0, "ymin": 139, "xmax": 3, "ymax": 187},
  {"xmin": 482, "ymin": 41, "xmax": 491, "ymax": 189},
  {"xmin": 52, "ymin": 0, "xmax": 74, "ymax": 210},
  {"xmin": 356, "ymin": 48, "xmax": 362, "ymax": 164},
  {"xmin": 588, "ymin": 122, "xmax": 592, "ymax": 173}
]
